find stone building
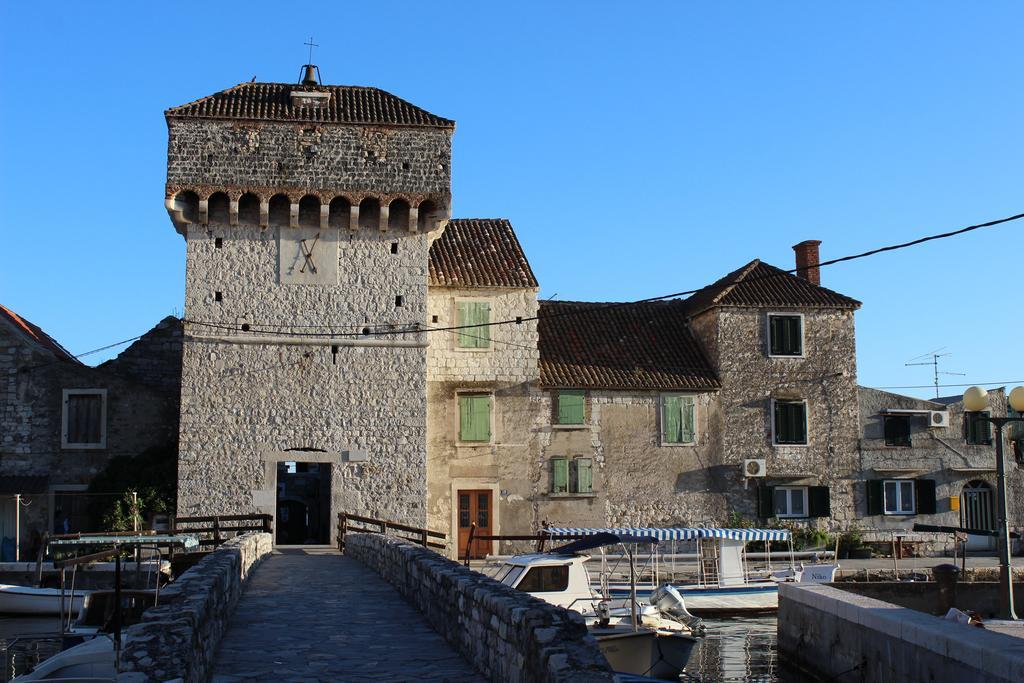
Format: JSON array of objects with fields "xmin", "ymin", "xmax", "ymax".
[
  {"xmin": 857, "ymin": 386, "xmax": 1023, "ymax": 553},
  {"xmin": 160, "ymin": 69, "xmax": 879, "ymax": 554},
  {"xmin": 0, "ymin": 306, "xmax": 181, "ymax": 559},
  {"xmin": 166, "ymin": 74, "xmax": 454, "ymax": 540}
]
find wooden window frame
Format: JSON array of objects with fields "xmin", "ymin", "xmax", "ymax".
[
  {"xmin": 766, "ymin": 312, "xmax": 805, "ymax": 358},
  {"xmin": 771, "ymin": 399, "xmax": 809, "ymax": 447},
  {"xmin": 965, "ymin": 411, "xmax": 993, "ymax": 445},
  {"xmin": 61, "ymin": 388, "xmax": 107, "ymax": 450},
  {"xmin": 454, "ymin": 298, "xmax": 492, "ymax": 351},
  {"xmin": 660, "ymin": 393, "xmax": 697, "ymax": 446}
]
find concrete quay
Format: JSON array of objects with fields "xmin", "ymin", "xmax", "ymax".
[
  {"xmin": 212, "ymin": 548, "xmax": 482, "ymax": 682},
  {"xmin": 779, "ymin": 582, "xmax": 1024, "ymax": 682}
]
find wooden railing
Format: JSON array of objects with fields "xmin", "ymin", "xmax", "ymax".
[
  {"xmin": 336, "ymin": 512, "xmax": 446, "ymax": 552},
  {"xmin": 172, "ymin": 513, "xmax": 273, "ymax": 549},
  {"xmin": 462, "ymin": 523, "xmax": 588, "ymax": 565}
]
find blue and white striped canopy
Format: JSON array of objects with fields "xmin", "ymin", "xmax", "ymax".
[{"xmin": 545, "ymin": 527, "xmax": 791, "ymax": 542}]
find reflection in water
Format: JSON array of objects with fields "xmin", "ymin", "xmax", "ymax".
[
  {"xmin": 681, "ymin": 616, "xmax": 809, "ymax": 682},
  {"xmin": 0, "ymin": 617, "xmax": 62, "ymax": 682}
]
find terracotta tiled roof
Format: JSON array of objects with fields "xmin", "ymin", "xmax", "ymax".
[
  {"xmin": 429, "ymin": 219, "xmax": 539, "ymax": 288},
  {"xmin": 538, "ymin": 300, "xmax": 720, "ymax": 391},
  {"xmin": 683, "ymin": 260, "xmax": 861, "ymax": 315},
  {"xmin": 166, "ymin": 82, "xmax": 454, "ymax": 128},
  {"xmin": 0, "ymin": 304, "xmax": 78, "ymax": 363}
]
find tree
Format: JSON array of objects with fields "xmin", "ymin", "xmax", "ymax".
[{"xmin": 87, "ymin": 443, "xmax": 177, "ymax": 531}]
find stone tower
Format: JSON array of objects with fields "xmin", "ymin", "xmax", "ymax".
[{"xmin": 165, "ymin": 66, "xmax": 454, "ymax": 542}]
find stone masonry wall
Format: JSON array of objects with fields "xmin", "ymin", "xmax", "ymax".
[
  {"xmin": 118, "ymin": 532, "xmax": 273, "ymax": 683},
  {"xmin": 858, "ymin": 386, "xmax": 1022, "ymax": 551},
  {"xmin": 427, "ymin": 286, "xmax": 539, "ymax": 383},
  {"xmin": 345, "ymin": 532, "xmax": 614, "ymax": 682},
  {"xmin": 167, "ymin": 119, "xmax": 452, "ymax": 197},
  {"xmin": 691, "ymin": 306, "xmax": 861, "ymax": 528},
  {"xmin": 0, "ymin": 322, "xmax": 179, "ymax": 554},
  {"xmin": 177, "ymin": 217, "xmax": 434, "ymax": 529}
]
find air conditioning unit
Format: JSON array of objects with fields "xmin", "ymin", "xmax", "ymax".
[
  {"xmin": 928, "ymin": 411, "xmax": 950, "ymax": 429},
  {"xmin": 743, "ymin": 459, "xmax": 767, "ymax": 478}
]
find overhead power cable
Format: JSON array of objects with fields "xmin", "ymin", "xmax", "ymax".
[
  {"xmin": 183, "ymin": 210, "xmax": 1024, "ymax": 338},
  {"xmin": 874, "ymin": 380, "xmax": 1024, "ymax": 390}
]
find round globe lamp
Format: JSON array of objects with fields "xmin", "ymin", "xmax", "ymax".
[
  {"xmin": 1010, "ymin": 386, "xmax": 1024, "ymax": 413},
  {"xmin": 963, "ymin": 386, "xmax": 989, "ymax": 412}
]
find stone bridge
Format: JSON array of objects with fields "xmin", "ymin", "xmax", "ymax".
[{"xmin": 116, "ymin": 532, "xmax": 613, "ymax": 682}]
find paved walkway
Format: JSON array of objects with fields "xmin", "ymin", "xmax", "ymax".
[{"xmin": 213, "ymin": 548, "xmax": 482, "ymax": 682}]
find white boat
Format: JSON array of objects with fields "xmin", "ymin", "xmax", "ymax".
[
  {"xmin": 12, "ymin": 635, "xmax": 115, "ymax": 681},
  {"xmin": 547, "ymin": 526, "xmax": 838, "ymax": 614},
  {"xmin": 494, "ymin": 532, "xmax": 699, "ymax": 680},
  {"xmin": 0, "ymin": 584, "xmax": 88, "ymax": 616}
]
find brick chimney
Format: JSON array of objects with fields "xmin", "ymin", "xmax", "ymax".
[{"xmin": 792, "ymin": 240, "xmax": 822, "ymax": 286}]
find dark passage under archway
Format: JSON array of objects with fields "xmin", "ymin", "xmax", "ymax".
[{"xmin": 276, "ymin": 461, "xmax": 330, "ymax": 545}]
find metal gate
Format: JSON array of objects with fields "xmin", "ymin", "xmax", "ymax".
[{"xmin": 961, "ymin": 480, "xmax": 995, "ymax": 551}]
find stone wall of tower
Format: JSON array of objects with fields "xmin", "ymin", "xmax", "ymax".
[
  {"xmin": 166, "ymin": 119, "xmax": 451, "ymax": 197},
  {"xmin": 170, "ymin": 115, "xmax": 452, "ymax": 534}
]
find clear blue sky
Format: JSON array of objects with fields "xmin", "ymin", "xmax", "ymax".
[{"xmin": 1, "ymin": 2, "xmax": 1021, "ymax": 399}]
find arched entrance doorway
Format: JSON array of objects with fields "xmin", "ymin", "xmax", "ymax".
[{"xmin": 961, "ymin": 480, "xmax": 996, "ymax": 551}]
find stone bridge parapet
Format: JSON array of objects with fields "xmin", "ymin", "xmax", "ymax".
[
  {"xmin": 345, "ymin": 532, "xmax": 614, "ymax": 682},
  {"xmin": 117, "ymin": 532, "xmax": 273, "ymax": 682}
]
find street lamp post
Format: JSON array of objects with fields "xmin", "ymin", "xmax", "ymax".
[{"xmin": 963, "ymin": 385, "xmax": 1024, "ymax": 621}]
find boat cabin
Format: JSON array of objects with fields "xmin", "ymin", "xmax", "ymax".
[{"xmin": 495, "ymin": 553, "xmax": 596, "ymax": 614}]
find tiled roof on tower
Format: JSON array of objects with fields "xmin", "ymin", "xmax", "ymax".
[
  {"xmin": 166, "ymin": 82, "xmax": 455, "ymax": 128},
  {"xmin": 538, "ymin": 300, "xmax": 720, "ymax": 391},
  {"xmin": 683, "ymin": 260, "xmax": 861, "ymax": 315},
  {"xmin": 429, "ymin": 219, "xmax": 539, "ymax": 288}
]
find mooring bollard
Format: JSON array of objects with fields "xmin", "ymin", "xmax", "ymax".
[{"xmin": 933, "ymin": 563, "xmax": 960, "ymax": 615}]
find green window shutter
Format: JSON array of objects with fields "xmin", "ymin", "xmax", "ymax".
[
  {"xmin": 575, "ymin": 458, "xmax": 593, "ymax": 493},
  {"xmin": 680, "ymin": 396, "xmax": 695, "ymax": 442},
  {"xmin": 663, "ymin": 396, "xmax": 683, "ymax": 443},
  {"xmin": 808, "ymin": 487, "xmax": 831, "ymax": 518},
  {"xmin": 456, "ymin": 302, "xmax": 491, "ymax": 348},
  {"xmin": 915, "ymin": 479, "xmax": 937, "ymax": 514},
  {"xmin": 558, "ymin": 390, "xmax": 585, "ymax": 425},
  {"xmin": 551, "ymin": 458, "xmax": 568, "ymax": 494},
  {"xmin": 757, "ymin": 486, "xmax": 775, "ymax": 518},
  {"xmin": 866, "ymin": 480, "xmax": 884, "ymax": 515},
  {"xmin": 459, "ymin": 395, "xmax": 491, "ymax": 441}
]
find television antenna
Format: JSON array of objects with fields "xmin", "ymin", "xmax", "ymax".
[{"xmin": 905, "ymin": 350, "xmax": 965, "ymax": 399}]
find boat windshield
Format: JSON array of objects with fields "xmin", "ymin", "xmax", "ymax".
[{"xmin": 498, "ymin": 565, "xmax": 525, "ymax": 587}]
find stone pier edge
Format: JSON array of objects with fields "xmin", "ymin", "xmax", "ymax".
[{"xmin": 778, "ymin": 582, "xmax": 1024, "ymax": 682}]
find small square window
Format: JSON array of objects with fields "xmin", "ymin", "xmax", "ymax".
[
  {"xmin": 556, "ymin": 390, "xmax": 585, "ymax": 425},
  {"xmin": 884, "ymin": 415, "xmax": 912, "ymax": 447},
  {"xmin": 773, "ymin": 400, "xmax": 807, "ymax": 445},
  {"xmin": 773, "ymin": 487, "xmax": 808, "ymax": 518},
  {"xmin": 62, "ymin": 389, "xmax": 107, "ymax": 449},
  {"xmin": 883, "ymin": 479, "xmax": 915, "ymax": 515},
  {"xmin": 768, "ymin": 314, "xmax": 803, "ymax": 356},
  {"xmin": 550, "ymin": 457, "xmax": 594, "ymax": 494}
]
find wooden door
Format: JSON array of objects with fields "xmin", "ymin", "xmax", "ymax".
[{"xmin": 457, "ymin": 489, "xmax": 492, "ymax": 559}]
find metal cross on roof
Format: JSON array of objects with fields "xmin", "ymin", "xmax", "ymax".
[{"xmin": 305, "ymin": 36, "xmax": 319, "ymax": 64}]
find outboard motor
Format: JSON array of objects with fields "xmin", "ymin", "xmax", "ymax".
[
  {"xmin": 596, "ymin": 600, "xmax": 611, "ymax": 628},
  {"xmin": 651, "ymin": 584, "xmax": 705, "ymax": 636}
]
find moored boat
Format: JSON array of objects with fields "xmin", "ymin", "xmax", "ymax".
[
  {"xmin": 0, "ymin": 584, "xmax": 88, "ymax": 616},
  {"xmin": 547, "ymin": 526, "xmax": 838, "ymax": 614}
]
